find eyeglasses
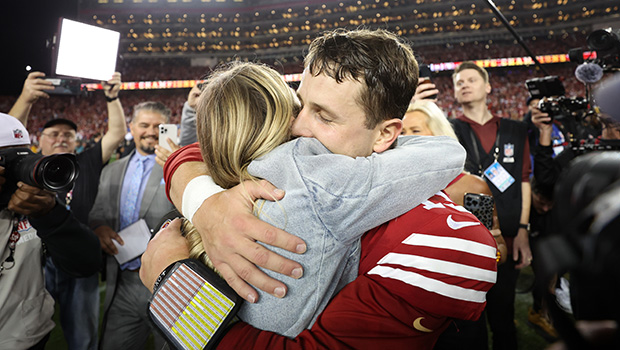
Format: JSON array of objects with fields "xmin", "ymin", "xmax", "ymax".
[{"xmin": 41, "ymin": 132, "xmax": 76, "ymax": 140}]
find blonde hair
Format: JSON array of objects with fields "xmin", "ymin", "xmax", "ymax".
[
  {"xmin": 196, "ymin": 62, "xmax": 297, "ymax": 189},
  {"xmin": 406, "ymin": 100, "xmax": 457, "ymax": 139},
  {"xmin": 181, "ymin": 219, "xmax": 221, "ymax": 275},
  {"xmin": 189, "ymin": 62, "xmax": 297, "ymax": 269}
]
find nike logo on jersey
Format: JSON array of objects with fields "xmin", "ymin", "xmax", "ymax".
[
  {"xmin": 446, "ymin": 215, "xmax": 480, "ymax": 230},
  {"xmin": 413, "ymin": 317, "xmax": 434, "ymax": 333}
]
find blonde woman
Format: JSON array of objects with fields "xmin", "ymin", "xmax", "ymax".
[
  {"xmin": 402, "ymin": 99, "xmax": 507, "ymax": 263},
  {"xmin": 181, "ymin": 62, "xmax": 466, "ymax": 337}
]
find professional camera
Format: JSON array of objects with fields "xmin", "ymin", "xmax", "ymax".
[
  {"xmin": 0, "ymin": 148, "xmax": 80, "ymax": 208},
  {"xmin": 538, "ymin": 96, "xmax": 588, "ymax": 122},
  {"xmin": 525, "ymin": 76, "xmax": 589, "ymax": 124},
  {"xmin": 569, "ymin": 28, "xmax": 620, "ymax": 72},
  {"xmin": 586, "ymin": 28, "xmax": 620, "ymax": 71}
]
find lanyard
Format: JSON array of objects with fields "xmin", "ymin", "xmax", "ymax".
[
  {"xmin": 0, "ymin": 215, "xmax": 21, "ymax": 278},
  {"xmin": 466, "ymin": 121, "xmax": 501, "ymax": 175}
]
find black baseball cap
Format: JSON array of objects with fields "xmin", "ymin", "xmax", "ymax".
[{"xmin": 43, "ymin": 118, "xmax": 78, "ymax": 131}]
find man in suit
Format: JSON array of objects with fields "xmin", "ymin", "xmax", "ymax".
[{"xmin": 89, "ymin": 101, "xmax": 174, "ymax": 350}]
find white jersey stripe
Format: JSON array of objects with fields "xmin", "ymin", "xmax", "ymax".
[
  {"xmin": 402, "ymin": 234, "xmax": 496, "ymax": 258},
  {"xmin": 368, "ymin": 265, "xmax": 488, "ymax": 303},
  {"xmin": 377, "ymin": 252, "xmax": 497, "ymax": 283},
  {"xmin": 436, "ymin": 191, "xmax": 452, "ymax": 202}
]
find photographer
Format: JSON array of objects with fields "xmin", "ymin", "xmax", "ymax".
[
  {"xmin": 530, "ymin": 106, "xmax": 619, "ymax": 195},
  {"xmin": 9, "ymin": 71, "xmax": 127, "ymax": 350},
  {"xmin": 0, "ymin": 113, "xmax": 101, "ymax": 349},
  {"xmin": 530, "ymin": 107, "xmax": 577, "ymax": 196}
]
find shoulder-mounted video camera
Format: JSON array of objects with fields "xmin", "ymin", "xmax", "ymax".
[
  {"xmin": 0, "ymin": 148, "xmax": 80, "ymax": 208},
  {"xmin": 569, "ymin": 28, "xmax": 620, "ymax": 72}
]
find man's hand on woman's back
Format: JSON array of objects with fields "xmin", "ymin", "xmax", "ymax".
[{"xmin": 191, "ymin": 179, "xmax": 306, "ymax": 303}]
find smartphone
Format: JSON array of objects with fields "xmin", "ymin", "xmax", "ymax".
[
  {"xmin": 158, "ymin": 124, "xmax": 179, "ymax": 151},
  {"xmin": 418, "ymin": 64, "xmax": 438, "ymax": 100},
  {"xmin": 463, "ymin": 193, "xmax": 494, "ymax": 230}
]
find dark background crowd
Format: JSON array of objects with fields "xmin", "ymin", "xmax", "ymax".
[{"xmin": 0, "ymin": 63, "xmax": 586, "ymax": 147}]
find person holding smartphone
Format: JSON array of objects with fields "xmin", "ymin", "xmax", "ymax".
[
  {"xmin": 89, "ymin": 101, "xmax": 174, "ymax": 350},
  {"xmin": 450, "ymin": 62, "xmax": 532, "ymax": 350}
]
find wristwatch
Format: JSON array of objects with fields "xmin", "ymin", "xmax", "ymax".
[{"xmin": 519, "ymin": 223, "xmax": 530, "ymax": 231}]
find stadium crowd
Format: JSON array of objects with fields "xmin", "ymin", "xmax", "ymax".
[
  {"xmin": 0, "ymin": 62, "xmax": 584, "ymax": 147},
  {"xmin": 111, "ymin": 35, "xmax": 588, "ymax": 82}
]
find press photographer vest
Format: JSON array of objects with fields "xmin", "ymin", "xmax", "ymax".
[{"xmin": 451, "ymin": 118, "xmax": 527, "ymax": 238}]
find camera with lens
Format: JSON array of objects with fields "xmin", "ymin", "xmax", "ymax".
[
  {"xmin": 586, "ymin": 28, "xmax": 620, "ymax": 71},
  {"xmin": 0, "ymin": 148, "xmax": 80, "ymax": 208},
  {"xmin": 525, "ymin": 76, "xmax": 588, "ymax": 124},
  {"xmin": 537, "ymin": 96, "xmax": 588, "ymax": 122}
]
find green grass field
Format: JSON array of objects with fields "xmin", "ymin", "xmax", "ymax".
[{"xmin": 45, "ymin": 267, "xmax": 551, "ymax": 350}]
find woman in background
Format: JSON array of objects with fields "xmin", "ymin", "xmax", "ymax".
[{"xmin": 402, "ymin": 99, "xmax": 507, "ymax": 262}]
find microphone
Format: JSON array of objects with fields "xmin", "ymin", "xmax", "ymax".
[{"xmin": 575, "ymin": 62, "xmax": 604, "ymax": 84}]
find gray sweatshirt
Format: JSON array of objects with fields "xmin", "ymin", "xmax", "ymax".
[{"xmin": 237, "ymin": 135, "xmax": 466, "ymax": 337}]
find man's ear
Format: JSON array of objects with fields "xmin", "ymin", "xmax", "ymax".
[
  {"xmin": 128, "ymin": 122, "xmax": 135, "ymax": 138},
  {"xmin": 373, "ymin": 118, "xmax": 403, "ymax": 153}
]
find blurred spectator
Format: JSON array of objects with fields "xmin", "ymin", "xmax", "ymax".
[{"xmin": 179, "ymin": 82, "xmax": 201, "ymax": 146}]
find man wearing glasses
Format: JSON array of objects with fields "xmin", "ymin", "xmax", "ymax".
[{"xmin": 9, "ymin": 71, "xmax": 127, "ymax": 350}]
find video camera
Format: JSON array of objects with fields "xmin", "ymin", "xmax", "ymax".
[
  {"xmin": 0, "ymin": 148, "xmax": 80, "ymax": 208},
  {"xmin": 525, "ymin": 76, "xmax": 589, "ymax": 124},
  {"xmin": 525, "ymin": 28, "xmax": 620, "ymax": 149},
  {"xmin": 569, "ymin": 28, "xmax": 620, "ymax": 72}
]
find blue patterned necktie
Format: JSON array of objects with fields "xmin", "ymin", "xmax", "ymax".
[{"xmin": 120, "ymin": 157, "xmax": 146, "ymax": 230}]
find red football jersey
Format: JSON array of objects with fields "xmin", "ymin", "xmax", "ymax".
[{"xmin": 218, "ymin": 192, "xmax": 497, "ymax": 349}]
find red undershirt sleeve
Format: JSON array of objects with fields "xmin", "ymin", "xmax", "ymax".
[{"xmin": 163, "ymin": 142, "xmax": 203, "ymax": 202}]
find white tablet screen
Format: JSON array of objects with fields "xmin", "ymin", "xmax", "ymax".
[{"xmin": 55, "ymin": 18, "xmax": 120, "ymax": 81}]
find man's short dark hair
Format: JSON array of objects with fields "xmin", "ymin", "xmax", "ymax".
[
  {"xmin": 43, "ymin": 118, "xmax": 77, "ymax": 131},
  {"xmin": 304, "ymin": 28, "xmax": 419, "ymax": 128}
]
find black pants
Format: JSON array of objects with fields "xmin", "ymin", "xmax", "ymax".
[
  {"xmin": 487, "ymin": 258, "xmax": 520, "ymax": 350},
  {"xmin": 434, "ymin": 315, "xmax": 488, "ymax": 350}
]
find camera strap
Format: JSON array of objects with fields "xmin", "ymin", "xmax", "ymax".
[
  {"xmin": 466, "ymin": 123, "xmax": 501, "ymax": 175},
  {"xmin": 0, "ymin": 215, "xmax": 22, "ymax": 279}
]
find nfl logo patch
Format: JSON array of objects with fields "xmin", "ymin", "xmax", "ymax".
[
  {"xmin": 504, "ymin": 143, "xmax": 514, "ymax": 157},
  {"xmin": 13, "ymin": 129, "xmax": 24, "ymax": 139}
]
